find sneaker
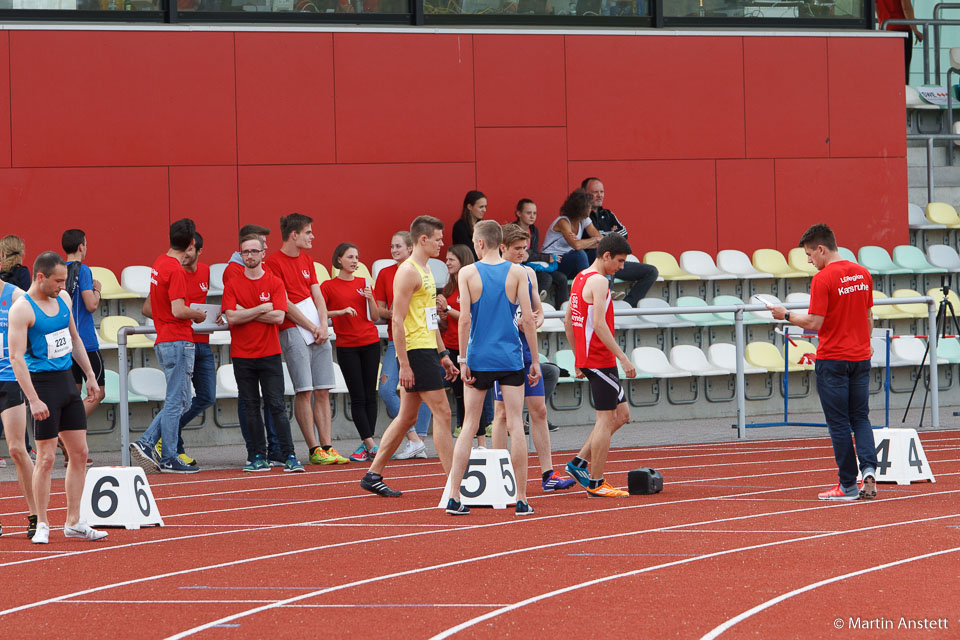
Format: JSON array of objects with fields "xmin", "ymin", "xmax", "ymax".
[
  {"xmin": 27, "ymin": 515, "xmax": 38, "ymax": 540},
  {"xmin": 350, "ymin": 444, "xmax": 370, "ymax": 462},
  {"xmin": 0, "ymin": 456, "xmax": 6, "ymax": 468},
  {"xmin": 243, "ymin": 455, "xmax": 270, "ymax": 473},
  {"xmin": 64, "ymin": 520, "xmax": 108, "ymax": 541},
  {"xmin": 130, "ymin": 441, "xmax": 160, "ymax": 473},
  {"xmin": 817, "ymin": 483, "xmax": 859, "ymax": 501},
  {"xmin": 453, "ymin": 426, "xmax": 462, "ymax": 437},
  {"xmin": 565, "ymin": 460, "xmax": 591, "ymax": 488},
  {"xmin": 445, "ymin": 498, "xmax": 470, "ymax": 515},
  {"xmin": 587, "ymin": 481, "xmax": 629, "ymax": 497},
  {"xmin": 612, "ymin": 290, "xmax": 626, "ymax": 301},
  {"xmin": 515, "ymin": 500, "xmax": 535, "ymax": 516},
  {"xmin": 32, "ymin": 522, "xmax": 49, "ymax": 545},
  {"xmin": 539, "ymin": 289, "xmax": 548, "ymax": 302},
  {"xmin": 309, "ymin": 448, "xmax": 334, "ymax": 465},
  {"xmin": 360, "ymin": 473, "xmax": 402, "ymax": 497},
  {"xmin": 547, "ymin": 421, "xmax": 560, "ymax": 433},
  {"xmin": 368, "ymin": 445, "xmax": 379, "ymax": 460},
  {"xmin": 394, "ymin": 440, "xmax": 426, "ymax": 460},
  {"xmin": 542, "ymin": 472, "xmax": 576, "ymax": 492},
  {"xmin": 327, "ymin": 447, "xmax": 350, "ymax": 464},
  {"xmin": 179, "ymin": 453, "xmax": 198, "ymax": 467},
  {"xmin": 283, "ymin": 456, "xmax": 305, "ymax": 473},
  {"xmin": 160, "ymin": 457, "xmax": 201, "ymax": 474},
  {"xmin": 858, "ymin": 471, "xmax": 878, "ymax": 500},
  {"xmin": 156, "ymin": 440, "xmax": 198, "ymax": 467},
  {"xmin": 413, "ymin": 445, "xmax": 428, "ymax": 459}
]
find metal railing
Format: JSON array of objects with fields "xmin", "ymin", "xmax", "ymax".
[
  {"xmin": 115, "ymin": 296, "xmax": 939, "ymax": 466},
  {"xmin": 882, "ymin": 17, "xmax": 960, "ymax": 84},
  {"xmin": 907, "ymin": 133, "xmax": 960, "ymax": 195}
]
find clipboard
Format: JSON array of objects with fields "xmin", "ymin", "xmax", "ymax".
[{"xmin": 190, "ymin": 304, "xmax": 224, "ymax": 332}]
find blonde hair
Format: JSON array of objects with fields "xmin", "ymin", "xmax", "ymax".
[{"xmin": 0, "ymin": 235, "xmax": 25, "ymax": 273}]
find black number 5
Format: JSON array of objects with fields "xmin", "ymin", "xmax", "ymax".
[
  {"xmin": 500, "ymin": 457, "xmax": 516, "ymax": 497},
  {"xmin": 461, "ymin": 458, "xmax": 486, "ymax": 498}
]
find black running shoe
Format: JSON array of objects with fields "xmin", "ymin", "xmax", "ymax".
[
  {"xmin": 445, "ymin": 498, "xmax": 470, "ymax": 515},
  {"xmin": 26, "ymin": 514, "xmax": 38, "ymax": 540},
  {"xmin": 360, "ymin": 473, "xmax": 402, "ymax": 497}
]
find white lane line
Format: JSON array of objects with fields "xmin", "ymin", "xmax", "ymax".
[
  {"xmin": 63, "ymin": 600, "xmax": 511, "ymax": 608},
  {"xmin": 168, "ymin": 503, "xmax": 960, "ymax": 640},
  {"xmin": 426, "ymin": 515, "xmax": 960, "ymax": 640},
  {"xmin": 700, "ymin": 546, "xmax": 960, "ymax": 639}
]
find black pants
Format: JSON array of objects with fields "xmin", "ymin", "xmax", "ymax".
[
  {"xmin": 447, "ymin": 348, "xmax": 466, "ymax": 428},
  {"xmin": 587, "ymin": 249, "xmax": 660, "ymax": 306},
  {"xmin": 904, "ymin": 31, "xmax": 914, "ymax": 85},
  {"xmin": 535, "ymin": 269, "xmax": 570, "ymax": 307},
  {"xmin": 233, "ymin": 354, "xmax": 294, "ymax": 459},
  {"xmin": 337, "ymin": 342, "xmax": 381, "ymax": 441}
]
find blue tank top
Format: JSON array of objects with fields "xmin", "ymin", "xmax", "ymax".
[
  {"xmin": 24, "ymin": 294, "xmax": 73, "ymax": 373},
  {"xmin": 0, "ymin": 283, "xmax": 15, "ymax": 381},
  {"xmin": 467, "ymin": 261, "xmax": 523, "ymax": 372}
]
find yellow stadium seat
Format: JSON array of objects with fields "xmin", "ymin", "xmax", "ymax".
[
  {"xmin": 786, "ymin": 339, "xmax": 817, "ymax": 370},
  {"xmin": 891, "ymin": 289, "xmax": 928, "ymax": 318},
  {"xmin": 925, "ymin": 202, "xmax": 960, "ymax": 227},
  {"xmin": 752, "ymin": 249, "xmax": 807, "ymax": 278},
  {"xmin": 871, "ymin": 291, "xmax": 912, "ymax": 320},
  {"xmin": 745, "ymin": 341, "xmax": 806, "ymax": 373},
  {"xmin": 314, "ymin": 262, "xmax": 331, "ymax": 284},
  {"xmin": 99, "ymin": 316, "xmax": 155, "ymax": 348},
  {"xmin": 786, "ymin": 248, "xmax": 817, "ymax": 276},
  {"xmin": 643, "ymin": 251, "xmax": 698, "ymax": 281},
  {"xmin": 927, "ymin": 286, "xmax": 960, "ymax": 311},
  {"xmin": 329, "ymin": 262, "xmax": 372, "ymax": 283},
  {"xmin": 90, "ymin": 266, "xmax": 139, "ymax": 300}
]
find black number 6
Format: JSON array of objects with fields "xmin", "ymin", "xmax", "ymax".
[
  {"xmin": 91, "ymin": 475, "xmax": 119, "ymax": 518},
  {"xmin": 134, "ymin": 475, "xmax": 151, "ymax": 516}
]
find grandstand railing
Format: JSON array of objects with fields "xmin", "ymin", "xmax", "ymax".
[
  {"xmin": 882, "ymin": 17, "xmax": 960, "ymax": 84},
  {"xmin": 114, "ymin": 295, "xmax": 939, "ymax": 466},
  {"xmin": 907, "ymin": 133, "xmax": 960, "ymax": 197}
]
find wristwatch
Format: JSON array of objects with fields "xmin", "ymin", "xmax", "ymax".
[
  {"xmin": 439, "ymin": 349, "xmax": 450, "ymax": 359},
  {"xmin": 785, "ymin": 311, "xmax": 791, "ymax": 322},
  {"xmin": 457, "ymin": 356, "xmax": 468, "ymax": 364}
]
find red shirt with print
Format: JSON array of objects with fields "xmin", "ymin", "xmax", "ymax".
[
  {"xmin": 321, "ymin": 276, "xmax": 379, "ymax": 348},
  {"xmin": 807, "ymin": 260, "xmax": 873, "ymax": 361},
  {"xmin": 185, "ymin": 262, "xmax": 211, "ymax": 344},
  {"xmin": 374, "ymin": 263, "xmax": 399, "ymax": 341},
  {"xmin": 150, "ymin": 254, "xmax": 193, "ymax": 344},
  {"xmin": 569, "ymin": 271, "xmax": 615, "ymax": 369},
  {"xmin": 224, "ymin": 259, "xmax": 269, "ymax": 286},
  {"xmin": 264, "ymin": 250, "xmax": 318, "ymax": 332},
  {"xmin": 876, "ymin": 0, "xmax": 909, "ymax": 31},
  {"xmin": 222, "ymin": 271, "xmax": 288, "ymax": 359},
  {"xmin": 441, "ymin": 287, "xmax": 461, "ymax": 350}
]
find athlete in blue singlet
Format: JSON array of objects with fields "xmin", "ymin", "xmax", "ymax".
[{"xmin": 8, "ymin": 251, "xmax": 106, "ymax": 544}]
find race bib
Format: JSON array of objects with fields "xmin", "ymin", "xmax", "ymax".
[
  {"xmin": 425, "ymin": 306, "xmax": 439, "ymax": 331},
  {"xmin": 46, "ymin": 328, "xmax": 72, "ymax": 360}
]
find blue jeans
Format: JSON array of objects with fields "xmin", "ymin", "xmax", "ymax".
[
  {"xmin": 139, "ymin": 341, "xmax": 195, "ymax": 465},
  {"xmin": 379, "ymin": 340, "xmax": 432, "ymax": 437},
  {"xmin": 237, "ymin": 388, "xmax": 281, "ymax": 460},
  {"xmin": 175, "ymin": 342, "xmax": 215, "ymax": 454},
  {"xmin": 815, "ymin": 358, "xmax": 878, "ymax": 488},
  {"xmin": 556, "ymin": 249, "xmax": 589, "ymax": 280}
]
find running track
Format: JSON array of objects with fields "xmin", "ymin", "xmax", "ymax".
[{"xmin": 1, "ymin": 432, "xmax": 959, "ymax": 639}]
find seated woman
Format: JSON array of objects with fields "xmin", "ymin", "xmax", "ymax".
[
  {"xmin": 540, "ymin": 189, "xmax": 601, "ymax": 282},
  {"xmin": 514, "ymin": 197, "xmax": 568, "ymax": 307}
]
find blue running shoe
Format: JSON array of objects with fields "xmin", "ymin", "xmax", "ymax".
[
  {"xmin": 542, "ymin": 471, "xmax": 576, "ymax": 492},
  {"xmin": 283, "ymin": 455, "xmax": 305, "ymax": 473},
  {"xmin": 515, "ymin": 500, "xmax": 535, "ymax": 516},
  {"xmin": 565, "ymin": 460, "xmax": 590, "ymax": 488},
  {"xmin": 445, "ymin": 498, "xmax": 470, "ymax": 515},
  {"xmin": 243, "ymin": 454, "xmax": 270, "ymax": 473}
]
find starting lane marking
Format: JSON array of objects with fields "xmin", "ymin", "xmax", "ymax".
[
  {"xmin": 64, "ymin": 600, "xmax": 512, "ymax": 608},
  {"xmin": 701, "ymin": 546, "xmax": 960, "ymax": 639}
]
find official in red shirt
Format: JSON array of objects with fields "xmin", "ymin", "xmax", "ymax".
[
  {"xmin": 223, "ymin": 235, "xmax": 302, "ymax": 473},
  {"xmin": 768, "ymin": 224, "xmax": 879, "ymax": 502},
  {"xmin": 876, "ymin": 0, "xmax": 923, "ymax": 84}
]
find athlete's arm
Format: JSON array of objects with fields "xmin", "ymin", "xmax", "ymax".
[
  {"xmin": 457, "ymin": 266, "xmax": 477, "ymax": 386},
  {"xmin": 556, "ymin": 218, "xmax": 599, "ymax": 251},
  {"xmin": 259, "ymin": 309, "xmax": 286, "ymax": 325},
  {"xmin": 311, "ymin": 284, "xmax": 330, "ymax": 344},
  {"xmin": 766, "ymin": 305, "xmax": 824, "ymax": 332},
  {"xmin": 63, "ymin": 291, "xmax": 100, "ymax": 401},
  {"xmin": 81, "ymin": 285, "xmax": 100, "ymax": 313},
  {"xmin": 7, "ymin": 298, "xmax": 47, "ymax": 420},
  {"xmin": 563, "ymin": 299, "xmax": 581, "ymax": 378},
  {"xmin": 512, "ymin": 265, "xmax": 541, "ymax": 385},
  {"xmin": 525, "ymin": 266, "xmax": 544, "ymax": 328},
  {"xmin": 225, "ymin": 303, "xmax": 273, "ymax": 326},
  {"xmin": 376, "ymin": 297, "xmax": 391, "ymax": 321},
  {"xmin": 172, "ymin": 297, "xmax": 206, "ymax": 323},
  {"xmin": 142, "ymin": 294, "xmax": 153, "ymax": 319},
  {"xmin": 587, "ymin": 276, "xmax": 635, "ymax": 378}
]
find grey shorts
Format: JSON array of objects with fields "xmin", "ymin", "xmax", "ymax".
[{"xmin": 279, "ymin": 327, "xmax": 335, "ymax": 393}]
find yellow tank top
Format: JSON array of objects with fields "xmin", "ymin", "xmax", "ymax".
[{"xmin": 403, "ymin": 259, "xmax": 438, "ymax": 351}]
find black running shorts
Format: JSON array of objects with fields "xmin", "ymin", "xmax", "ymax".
[
  {"xmin": 405, "ymin": 348, "xmax": 446, "ymax": 393},
  {"xmin": 470, "ymin": 369, "xmax": 524, "ymax": 391},
  {"xmin": 0, "ymin": 380, "xmax": 24, "ymax": 413},
  {"xmin": 31, "ymin": 370, "xmax": 87, "ymax": 440},
  {"xmin": 582, "ymin": 366, "xmax": 626, "ymax": 411},
  {"xmin": 72, "ymin": 350, "xmax": 105, "ymax": 387}
]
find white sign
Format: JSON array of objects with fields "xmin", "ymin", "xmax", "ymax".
[
  {"xmin": 438, "ymin": 448, "xmax": 518, "ymax": 510},
  {"xmin": 295, "ymin": 298, "xmax": 322, "ymax": 346},
  {"xmin": 918, "ymin": 86, "xmax": 949, "ymax": 107},
  {"xmin": 869, "ymin": 428, "xmax": 936, "ymax": 486},
  {"xmin": 79, "ymin": 467, "xmax": 164, "ymax": 529}
]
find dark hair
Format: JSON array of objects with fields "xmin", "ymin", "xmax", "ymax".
[
  {"xmin": 169, "ymin": 218, "xmax": 196, "ymax": 252},
  {"xmin": 442, "ymin": 244, "xmax": 474, "ymax": 298},
  {"xmin": 798, "ymin": 223, "xmax": 838, "ymax": 252},
  {"xmin": 514, "ymin": 198, "xmax": 535, "ymax": 220},
  {"xmin": 580, "ymin": 177, "xmax": 600, "ymax": 190},
  {"xmin": 597, "ymin": 234, "xmax": 632, "ymax": 260},
  {"xmin": 459, "ymin": 190, "xmax": 487, "ymax": 230},
  {"xmin": 560, "ymin": 189, "xmax": 593, "ymax": 222},
  {"xmin": 239, "ymin": 234, "xmax": 264, "ymax": 248},
  {"xmin": 501, "ymin": 223, "xmax": 530, "ymax": 248},
  {"xmin": 332, "ymin": 242, "xmax": 358, "ymax": 270},
  {"xmin": 61, "ymin": 229, "xmax": 86, "ymax": 255},
  {"xmin": 194, "ymin": 232, "xmax": 204, "ymax": 252},
  {"xmin": 410, "ymin": 215, "xmax": 444, "ymax": 244},
  {"xmin": 280, "ymin": 213, "xmax": 312, "ymax": 241},
  {"xmin": 239, "ymin": 224, "xmax": 270, "ymax": 244},
  {"xmin": 33, "ymin": 251, "xmax": 65, "ymax": 278}
]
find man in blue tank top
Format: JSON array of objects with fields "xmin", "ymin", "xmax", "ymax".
[
  {"xmin": 8, "ymin": 251, "xmax": 106, "ymax": 544},
  {"xmin": 446, "ymin": 220, "xmax": 541, "ymax": 517}
]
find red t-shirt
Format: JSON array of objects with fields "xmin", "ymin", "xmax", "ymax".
[
  {"xmin": 876, "ymin": 0, "xmax": 909, "ymax": 32},
  {"xmin": 807, "ymin": 260, "xmax": 873, "ymax": 361},
  {"xmin": 224, "ymin": 258, "xmax": 269, "ymax": 286},
  {"xmin": 150, "ymin": 254, "xmax": 193, "ymax": 344},
  {"xmin": 570, "ymin": 271, "xmax": 615, "ymax": 368},
  {"xmin": 264, "ymin": 250, "xmax": 318, "ymax": 332},
  {"xmin": 222, "ymin": 270, "xmax": 288, "ymax": 359},
  {"xmin": 441, "ymin": 287, "xmax": 461, "ymax": 350},
  {"xmin": 374, "ymin": 263, "xmax": 399, "ymax": 341},
  {"xmin": 185, "ymin": 262, "xmax": 210, "ymax": 344},
  {"xmin": 320, "ymin": 276, "xmax": 379, "ymax": 348}
]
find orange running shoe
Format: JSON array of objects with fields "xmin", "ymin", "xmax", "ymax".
[
  {"xmin": 817, "ymin": 483, "xmax": 859, "ymax": 501},
  {"xmin": 586, "ymin": 481, "xmax": 629, "ymax": 498}
]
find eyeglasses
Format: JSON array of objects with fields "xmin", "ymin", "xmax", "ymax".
[{"xmin": 240, "ymin": 249, "xmax": 263, "ymax": 256}]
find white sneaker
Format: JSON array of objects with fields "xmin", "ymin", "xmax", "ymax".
[
  {"xmin": 64, "ymin": 520, "xmax": 108, "ymax": 541},
  {"xmin": 32, "ymin": 522, "xmax": 49, "ymax": 544},
  {"xmin": 395, "ymin": 440, "xmax": 426, "ymax": 460}
]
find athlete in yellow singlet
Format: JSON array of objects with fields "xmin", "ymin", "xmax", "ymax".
[{"xmin": 360, "ymin": 216, "xmax": 459, "ymax": 497}]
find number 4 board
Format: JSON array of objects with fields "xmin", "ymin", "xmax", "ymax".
[{"xmin": 868, "ymin": 428, "xmax": 936, "ymax": 486}]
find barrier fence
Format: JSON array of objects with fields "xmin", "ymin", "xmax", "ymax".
[{"xmin": 115, "ymin": 296, "xmax": 939, "ymax": 466}]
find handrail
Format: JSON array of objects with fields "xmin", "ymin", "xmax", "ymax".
[
  {"xmin": 115, "ymin": 296, "xmax": 938, "ymax": 465},
  {"xmin": 906, "ymin": 133, "xmax": 960, "ymax": 197},
  {"xmin": 881, "ymin": 18, "xmax": 960, "ymax": 84},
  {"xmin": 933, "ymin": 3, "xmax": 960, "ymax": 83}
]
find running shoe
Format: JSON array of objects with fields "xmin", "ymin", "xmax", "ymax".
[
  {"xmin": 283, "ymin": 456, "xmax": 305, "ymax": 473},
  {"xmin": 130, "ymin": 441, "xmax": 160, "ymax": 473},
  {"xmin": 0, "ymin": 456, "xmax": 6, "ymax": 468},
  {"xmin": 547, "ymin": 422, "xmax": 560, "ymax": 433},
  {"xmin": 360, "ymin": 473, "xmax": 402, "ymax": 497},
  {"xmin": 350, "ymin": 444, "xmax": 370, "ymax": 462},
  {"xmin": 368, "ymin": 444, "xmax": 379, "ymax": 460},
  {"xmin": 27, "ymin": 514, "xmax": 37, "ymax": 540},
  {"xmin": 817, "ymin": 483, "xmax": 859, "ymax": 501},
  {"xmin": 515, "ymin": 500, "xmax": 535, "ymax": 516},
  {"xmin": 445, "ymin": 498, "xmax": 470, "ymax": 515},
  {"xmin": 587, "ymin": 481, "xmax": 629, "ymax": 498},
  {"xmin": 243, "ymin": 455, "xmax": 270, "ymax": 473},
  {"xmin": 32, "ymin": 522, "xmax": 49, "ymax": 545},
  {"xmin": 180, "ymin": 453, "xmax": 198, "ymax": 467},
  {"xmin": 542, "ymin": 472, "xmax": 576, "ymax": 492},
  {"xmin": 160, "ymin": 458, "xmax": 200, "ymax": 474},
  {"xmin": 394, "ymin": 440, "xmax": 426, "ymax": 460},
  {"xmin": 326, "ymin": 447, "xmax": 350, "ymax": 464},
  {"xmin": 64, "ymin": 520, "xmax": 108, "ymax": 541},
  {"xmin": 453, "ymin": 426, "xmax": 462, "ymax": 437},
  {"xmin": 565, "ymin": 460, "xmax": 590, "ymax": 488},
  {"xmin": 858, "ymin": 471, "xmax": 878, "ymax": 500}
]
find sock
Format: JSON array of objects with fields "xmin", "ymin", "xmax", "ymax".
[
  {"xmin": 588, "ymin": 478, "xmax": 603, "ymax": 490},
  {"xmin": 309, "ymin": 446, "xmax": 321, "ymax": 455},
  {"xmin": 542, "ymin": 470, "xmax": 554, "ymax": 482},
  {"xmin": 322, "ymin": 445, "xmax": 332, "ymax": 451},
  {"xmin": 571, "ymin": 457, "xmax": 588, "ymax": 469}
]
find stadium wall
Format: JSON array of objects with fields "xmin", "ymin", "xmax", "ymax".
[{"xmin": 0, "ymin": 28, "xmax": 906, "ymax": 272}]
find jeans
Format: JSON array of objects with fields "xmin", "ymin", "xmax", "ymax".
[
  {"xmin": 337, "ymin": 342, "xmax": 381, "ymax": 441},
  {"xmin": 234, "ymin": 354, "xmax": 294, "ymax": 460},
  {"xmin": 379, "ymin": 340, "xmax": 432, "ymax": 437},
  {"xmin": 535, "ymin": 269, "xmax": 569, "ymax": 307},
  {"xmin": 556, "ymin": 249, "xmax": 589, "ymax": 281},
  {"xmin": 175, "ymin": 342, "xmax": 215, "ymax": 455},
  {"xmin": 815, "ymin": 358, "xmax": 878, "ymax": 488},
  {"xmin": 542, "ymin": 361, "xmax": 560, "ymax": 402},
  {"xmin": 139, "ymin": 340, "xmax": 195, "ymax": 465},
  {"xmin": 237, "ymin": 396, "xmax": 280, "ymax": 460},
  {"xmin": 585, "ymin": 249, "xmax": 659, "ymax": 306}
]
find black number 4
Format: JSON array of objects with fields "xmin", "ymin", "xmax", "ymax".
[
  {"xmin": 875, "ymin": 439, "xmax": 892, "ymax": 475},
  {"xmin": 908, "ymin": 438, "xmax": 923, "ymax": 473}
]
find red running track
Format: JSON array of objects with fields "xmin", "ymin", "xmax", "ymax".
[{"xmin": 1, "ymin": 433, "xmax": 959, "ymax": 639}]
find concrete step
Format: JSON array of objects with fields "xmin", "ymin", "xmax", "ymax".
[
  {"xmin": 907, "ymin": 143, "xmax": 954, "ymax": 167},
  {"xmin": 908, "ymin": 165, "xmax": 960, "ymax": 187},
  {"xmin": 909, "ymin": 186, "xmax": 960, "ymax": 206}
]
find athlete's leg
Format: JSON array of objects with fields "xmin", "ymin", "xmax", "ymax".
[
  {"xmin": 420, "ymin": 388, "xmax": 453, "ymax": 473},
  {"xmin": 589, "ymin": 403, "xmax": 630, "ymax": 481},
  {"xmin": 312, "ymin": 389, "xmax": 333, "ymax": 447},
  {"xmin": 369, "ymin": 389, "xmax": 422, "ymax": 476},
  {"xmin": 448, "ymin": 384, "xmax": 487, "ymax": 503},
  {"xmin": 59, "ymin": 429, "xmax": 90, "ymax": 527},
  {"xmin": 500, "ymin": 384, "xmax": 529, "ymax": 502},
  {"xmin": 292, "ymin": 391, "xmax": 320, "ymax": 450},
  {"xmin": 1, "ymin": 403, "xmax": 36, "ymax": 515},
  {"xmin": 490, "ymin": 399, "xmax": 507, "ymax": 450},
  {"xmin": 32, "ymin": 437, "xmax": 57, "ymax": 526},
  {"xmin": 526, "ymin": 395, "xmax": 554, "ymax": 475}
]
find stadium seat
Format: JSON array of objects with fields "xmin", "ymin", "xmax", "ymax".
[
  {"xmin": 330, "ymin": 262, "xmax": 372, "ymax": 283},
  {"xmin": 909, "ymin": 202, "xmax": 946, "ymax": 230},
  {"xmin": 643, "ymin": 252, "xmax": 697, "ymax": 281},
  {"xmin": 870, "ymin": 335, "xmax": 912, "ymax": 368},
  {"xmin": 128, "ymin": 367, "xmax": 167, "ymax": 402},
  {"xmin": 428, "ymin": 258, "xmax": 449, "ymax": 289},
  {"xmin": 711, "ymin": 295, "xmax": 771, "ymax": 324},
  {"xmin": 216, "ymin": 364, "xmax": 238, "ymax": 399},
  {"xmin": 90, "ymin": 266, "xmax": 139, "ymax": 300},
  {"xmin": 784, "ymin": 292, "xmax": 810, "ymax": 312},
  {"xmin": 858, "ymin": 246, "xmax": 911, "ymax": 276},
  {"xmin": 613, "ymin": 300, "xmax": 655, "ymax": 329},
  {"xmin": 871, "ymin": 291, "xmax": 912, "ymax": 320},
  {"xmin": 209, "ymin": 328, "xmax": 232, "ymax": 345},
  {"xmin": 679, "ymin": 251, "xmax": 735, "ymax": 280},
  {"xmin": 926, "ymin": 244, "xmax": 960, "ymax": 272},
  {"xmin": 786, "ymin": 248, "xmax": 818, "ymax": 276},
  {"xmin": 706, "ymin": 343, "xmax": 767, "ymax": 374},
  {"xmin": 892, "ymin": 289, "xmax": 929, "ymax": 318},
  {"xmin": 553, "ymin": 350, "xmax": 579, "ymax": 383},
  {"xmin": 631, "ymin": 347, "xmax": 690, "ymax": 378},
  {"xmin": 281, "ymin": 363, "xmax": 295, "ymax": 396},
  {"xmin": 752, "ymin": 249, "xmax": 807, "ymax": 278},
  {"xmin": 370, "ymin": 258, "xmax": 395, "ymax": 284},
  {"xmin": 936, "ymin": 337, "xmax": 960, "ymax": 364},
  {"xmin": 891, "ymin": 337, "xmax": 948, "ymax": 365},
  {"xmin": 669, "ymin": 345, "xmax": 727, "ymax": 376},
  {"xmin": 635, "ymin": 298, "xmax": 695, "ymax": 328},
  {"xmin": 674, "ymin": 296, "xmax": 727, "ymax": 326},
  {"xmin": 786, "ymin": 339, "xmax": 817, "ymax": 370},
  {"xmin": 332, "ymin": 363, "xmax": 349, "ymax": 394},
  {"xmin": 208, "ymin": 263, "xmax": 227, "ymax": 296},
  {"xmin": 120, "ymin": 265, "xmax": 152, "ymax": 298},
  {"xmin": 925, "ymin": 202, "xmax": 960, "ymax": 227},
  {"xmin": 314, "ymin": 262, "xmax": 331, "ymax": 284},
  {"xmin": 81, "ymin": 369, "xmax": 147, "ymax": 404},
  {"xmin": 716, "ymin": 250, "xmax": 774, "ymax": 280},
  {"xmin": 99, "ymin": 316, "xmax": 154, "ymax": 348},
  {"xmin": 539, "ymin": 302, "xmax": 566, "ymax": 333},
  {"xmin": 838, "ymin": 247, "xmax": 859, "ymax": 264},
  {"xmin": 892, "ymin": 245, "xmax": 946, "ymax": 274},
  {"xmin": 745, "ymin": 341, "xmax": 806, "ymax": 372}
]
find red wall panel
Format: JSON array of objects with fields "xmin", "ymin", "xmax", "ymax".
[
  {"xmin": 568, "ymin": 160, "xmax": 718, "ymax": 255},
  {"xmin": 474, "ymin": 35, "xmax": 566, "ymax": 128},
  {"xmin": 235, "ymin": 33, "xmax": 336, "ymax": 165},
  {"xmin": 0, "ymin": 33, "xmax": 10, "ymax": 169},
  {"xmin": 743, "ymin": 37, "xmax": 829, "ymax": 159},
  {"xmin": 827, "ymin": 37, "xmax": 906, "ymax": 158},
  {"xmin": 9, "ymin": 31, "xmax": 237, "ymax": 167},
  {"xmin": 476, "ymin": 128, "xmax": 568, "ymax": 224},
  {"xmin": 0, "ymin": 167, "xmax": 169, "ymax": 272},
  {"xmin": 169, "ymin": 166, "xmax": 239, "ymax": 264},
  {"xmin": 333, "ymin": 33, "xmax": 475, "ymax": 164},
  {"xmin": 565, "ymin": 36, "xmax": 745, "ymax": 161},
  {"xmin": 238, "ymin": 163, "xmax": 476, "ymax": 268},
  {"xmin": 775, "ymin": 158, "xmax": 908, "ymax": 253},
  {"xmin": 716, "ymin": 160, "xmax": 777, "ymax": 252}
]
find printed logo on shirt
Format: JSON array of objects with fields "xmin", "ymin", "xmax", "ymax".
[
  {"xmin": 301, "ymin": 269, "xmax": 310, "ymax": 279},
  {"xmin": 838, "ymin": 273, "xmax": 869, "ymax": 296},
  {"xmin": 569, "ymin": 293, "xmax": 585, "ymax": 328},
  {"xmin": 150, "ymin": 268, "xmax": 159, "ymax": 286},
  {"xmin": 259, "ymin": 292, "xmax": 271, "ymax": 302},
  {"xmin": 200, "ymin": 283, "xmax": 208, "ymax": 292}
]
